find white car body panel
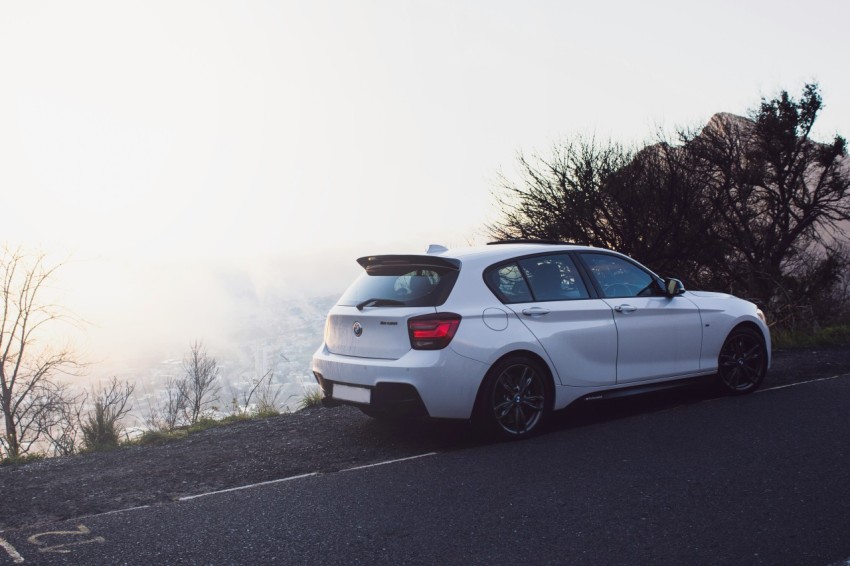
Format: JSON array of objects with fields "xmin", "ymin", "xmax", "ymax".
[
  {"xmin": 602, "ymin": 295, "xmax": 704, "ymax": 383},
  {"xmin": 503, "ymin": 298, "xmax": 618, "ymax": 386},
  {"xmin": 325, "ymin": 305, "xmax": 434, "ymax": 360},
  {"xmin": 312, "ymin": 344, "xmax": 488, "ymax": 419},
  {"xmin": 685, "ymin": 290, "xmax": 772, "ymax": 370}
]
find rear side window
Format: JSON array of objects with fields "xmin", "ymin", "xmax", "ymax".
[
  {"xmin": 485, "ymin": 254, "xmax": 589, "ymax": 303},
  {"xmin": 338, "ymin": 265, "xmax": 459, "ymax": 307},
  {"xmin": 519, "ymin": 254, "xmax": 589, "ymax": 301},
  {"xmin": 484, "ymin": 263, "xmax": 533, "ymax": 303}
]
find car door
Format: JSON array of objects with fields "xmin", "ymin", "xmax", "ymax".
[
  {"xmin": 578, "ymin": 252, "xmax": 703, "ymax": 384},
  {"xmin": 486, "ymin": 254, "xmax": 618, "ymax": 387}
]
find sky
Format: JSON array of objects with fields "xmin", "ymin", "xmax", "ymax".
[{"xmin": 1, "ymin": 0, "xmax": 849, "ymax": 364}]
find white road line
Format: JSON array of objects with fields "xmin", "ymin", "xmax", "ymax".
[
  {"xmin": 7, "ymin": 453, "xmax": 442, "ymax": 529},
  {"xmin": 83, "ymin": 505, "xmax": 151, "ymax": 520},
  {"xmin": 0, "ymin": 536, "xmax": 25, "ymax": 564},
  {"xmin": 178, "ymin": 472, "xmax": 319, "ymax": 501},
  {"xmin": 758, "ymin": 373, "xmax": 847, "ymax": 393},
  {"xmin": 178, "ymin": 451, "xmax": 440, "ymax": 502},
  {"xmin": 341, "ymin": 452, "xmax": 439, "ymax": 472}
]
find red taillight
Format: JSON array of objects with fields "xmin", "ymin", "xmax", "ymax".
[{"xmin": 408, "ymin": 313, "xmax": 462, "ymax": 350}]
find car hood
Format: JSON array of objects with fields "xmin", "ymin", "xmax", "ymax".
[
  {"xmin": 686, "ymin": 290, "xmax": 735, "ymax": 300},
  {"xmin": 684, "ymin": 290, "xmax": 760, "ymax": 316}
]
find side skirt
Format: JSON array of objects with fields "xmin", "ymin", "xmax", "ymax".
[{"xmin": 569, "ymin": 373, "xmax": 718, "ymax": 405}]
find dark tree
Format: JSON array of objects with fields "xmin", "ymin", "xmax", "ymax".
[
  {"xmin": 599, "ymin": 141, "xmax": 727, "ymax": 286},
  {"xmin": 685, "ymin": 85, "xmax": 850, "ymax": 314},
  {"xmin": 490, "ymin": 139, "xmax": 632, "ymax": 248},
  {"xmin": 490, "ymin": 84, "xmax": 850, "ymax": 326},
  {"xmin": 490, "ymin": 138, "xmax": 722, "ymax": 286}
]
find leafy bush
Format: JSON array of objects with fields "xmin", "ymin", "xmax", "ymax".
[
  {"xmin": 0, "ymin": 453, "xmax": 45, "ymax": 467},
  {"xmin": 299, "ymin": 387, "xmax": 324, "ymax": 410},
  {"xmin": 132, "ymin": 429, "xmax": 186, "ymax": 446},
  {"xmin": 81, "ymin": 378, "xmax": 135, "ymax": 452},
  {"xmin": 81, "ymin": 402, "xmax": 122, "ymax": 451},
  {"xmin": 772, "ymin": 324, "xmax": 850, "ymax": 349}
]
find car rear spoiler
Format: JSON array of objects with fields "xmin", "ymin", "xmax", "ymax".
[{"xmin": 356, "ymin": 255, "xmax": 461, "ymax": 273}]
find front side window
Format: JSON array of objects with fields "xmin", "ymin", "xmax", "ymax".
[{"xmin": 581, "ymin": 253, "xmax": 656, "ymax": 298}]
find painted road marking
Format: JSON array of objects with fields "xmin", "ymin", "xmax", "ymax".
[
  {"xmin": 0, "ymin": 536, "xmax": 24, "ymax": 564},
  {"xmin": 27, "ymin": 524, "xmax": 104, "ymax": 554},
  {"xmin": 0, "ymin": 453, "xmax": 442, "ymax": 534},
  {"xmin": 341, "ymin": 452, "xmax": 438, "ymax": 472},
  {"xmin": 759, "ymin": 373, "xmax": 847, "ymax": 393},
  {"xmin": 179, "ymin": 452, "xmax": 440, "ymax": 501},
  {"xmin": 178, "ymin": 472, "xmax": 319, "ymax": 501},
  {"xmin": 83, "ymin": 505, "xmax": 151, "ymax": 520}
]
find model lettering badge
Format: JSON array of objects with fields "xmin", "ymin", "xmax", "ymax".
[{"xmin": 352, "ymin": 321, "xmax": 363, "ymax": 337}]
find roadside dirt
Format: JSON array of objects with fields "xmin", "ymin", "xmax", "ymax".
[{"xmin": 2, "ymin": 344, "xmax": 849, "ymax": 531}]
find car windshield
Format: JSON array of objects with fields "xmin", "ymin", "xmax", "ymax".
[{"xmin": 338, "ymin": 263, "xmax": 459, "ymax": 308}]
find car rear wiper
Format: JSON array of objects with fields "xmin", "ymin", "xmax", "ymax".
[{"xmin": 356, "ymin": 298, "xmax": 407, "ymax": 310}]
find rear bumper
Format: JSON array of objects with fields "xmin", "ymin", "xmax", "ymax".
[
  {"xmin": 311, "ymin": 343, "xmax": 489, "ymax": 419},
  {"xmin": 314, "ymin": 375, "xmax": 429, "ymax": 417}
]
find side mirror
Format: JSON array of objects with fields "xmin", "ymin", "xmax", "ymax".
[{"xmin": 665, "ymin": 278, "xmax": 685, "ymax": 297}]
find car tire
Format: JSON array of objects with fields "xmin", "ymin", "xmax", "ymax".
[
  {"xmin": 476, "ymin": 355, "xmax": 550, "ymax": 440},
  {"xmin": 716, "ymin": 326, "xmax": 767, "ymax": 394}
]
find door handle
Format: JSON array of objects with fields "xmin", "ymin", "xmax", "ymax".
[
  {"xmin": 614, "ymin": 304, "xmax": 637, "ymax": 313},
  {"xmin": 521, "ymin": 307, "xmax": 551, "ymax": 317}
]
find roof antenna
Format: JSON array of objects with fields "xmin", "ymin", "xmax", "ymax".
[{"xmin": 426, "ymin": 244, "xmax": 448, "ymax": 254}]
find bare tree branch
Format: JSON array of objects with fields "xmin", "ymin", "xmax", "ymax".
[
  {"xmin": 1, "ymin": 247, "xmax": 81, "ymax": 458},
  {"xmin": 180, "ymin": 340, "xmax": 220, "ymax": 425}
]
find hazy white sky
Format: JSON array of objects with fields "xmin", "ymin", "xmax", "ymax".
[{"xmin": 1, "ymin": 0, "xmax": 849, "ymax": 362}]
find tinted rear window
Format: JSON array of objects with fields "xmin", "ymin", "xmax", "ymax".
[{"xmin": 338, "ymin": 264, "xmax": 459, "ymax": 307}]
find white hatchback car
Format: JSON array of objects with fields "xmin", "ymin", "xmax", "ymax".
[{"xmin": 312, "ymin": 242, "xmax": 770, "ymax": 439}]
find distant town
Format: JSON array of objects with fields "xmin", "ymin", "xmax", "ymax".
[{"xmin": 88, "ymin": 294, "xmax": 338, "ymax": 434}]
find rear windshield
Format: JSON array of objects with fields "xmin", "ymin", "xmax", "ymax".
[{"xmin": 338, "ymin": 264, "xmax": 459, "ymax": 308}]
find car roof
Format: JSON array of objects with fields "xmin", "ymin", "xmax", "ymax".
[
  {"xmin": 357, "ymin": 242, "xmax": 637, "ymax": 273},
  {"xmin": 428, "ymin": 243, "xmax": 609, "ymax": 268}
]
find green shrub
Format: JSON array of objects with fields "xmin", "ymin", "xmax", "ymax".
[
  {"xmin": 772, "ymin": 324, "xmax": 850, "ymax": 349},
  {"xmin": 82, "ymin": 401, "xmax": 122, "ymax": 451},
  {"xmin": 255, "ymin": 406, "xmax": 281, "ymax": 418},
  {"xmin": 0, "ymin": 453, "xmax": 45, "ymax": 467},
  {"xmin": 81, "ymin": 377, "xmax": 135, "ymax": 452},
  {"xmin": 299, "ymin": 387, "xmax": 324, "ymax": 410},
  {"xmin": 186, "ymin": 417, "xmax": 222, "ymax": 434},
  {"xmin": 131, "ymin": 429, "xmax": 187, "ymax": 446},
  {"xmin": 220, "ymin": 413, "xmax": 254, "ymax": 425}
]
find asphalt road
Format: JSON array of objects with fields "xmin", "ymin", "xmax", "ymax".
[{"xmin": 2, "ymin": 375, "xmax": 850, "ymax": 565}]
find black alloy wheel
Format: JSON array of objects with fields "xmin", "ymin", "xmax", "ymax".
[
  {"xmin": 717, "ymin": 327, "xmax": 767, "ymax": 394},
  {"xmin": 479, "ymin": 356, "xmax": 549, "ymax": 439}
]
